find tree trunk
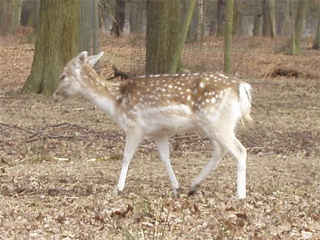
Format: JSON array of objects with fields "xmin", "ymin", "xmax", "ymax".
[
  {"xmin": 187, "ymin": 0, "xmax": 198, "ymax": 43},
  {"xmin": 217, "ymin": 0, "xmax": 226, "ymax": 36},
  {"xmin": 288, "ymin": 0, "xmax": 309, "ymax": 55},
  {"xmin": 208, "ymin": 0, "xmax": 216, "ymax": 36},
  {"xmin": 12, "ymin": 0, "xmax": 22, "ymax": 31},
  {"xmin": 232, "ymin": 0, "xmax": 240, "ymax": 35},
  {"xmin": 224, "ymin": 0, "xmax": 233, "ymax": 74},
  {"xmin": 92, "ymin": 0, "xmax": 99, "ymax": 55},
  {"xmin": 26, "ymin": 0, "xmax": 39, "ymax": 28},
  {"xmin": 253, "ymin": 0, "xmax": 262, "ymax": 36},
  {"xmin": 146, "ymin": 0, "xmax": 181, "ymax": 74},
  {"xmin": 314, "ymin": 0, "xmax": 320, "ymax": 49},
  {"xmin": 169, "ymin": 0, "xmax": 197, "ymax": 73},
  {"xmin": 262, "ymin": 0, "xmax": 276, "ymax": 37},
  {"xmin": 22, "ymin": 0, "xmax": 79, "ymax": 95},
  {"xmin": 111, "ymin": 0, "xmax": 126, "ymax": 37},
  {"xmin": 129, "ymin": 0, "xmax": 144, "ymax": 33},
  {"xmin": 197, "ymin": 0, "xmax": 204, "ymax": 41},
  {"xmin": 0, "ymin": 0, "xmax": 13, "ymax": 36},
  {"xmin": 80, "ymin": 0, "xmax": 92, "ymax": 53}
]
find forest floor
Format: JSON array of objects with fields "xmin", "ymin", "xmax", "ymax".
[{"xmin": 0, "ymin": 35, "xmax": 320, "ymax": 239}]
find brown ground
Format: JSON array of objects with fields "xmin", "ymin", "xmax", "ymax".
[{"xmin": 0, "ymin": 36, "xmax": 320, "ymax": 239}]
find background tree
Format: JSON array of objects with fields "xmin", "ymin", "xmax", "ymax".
[
  {"xmin": 111, "ymin": 0, "xmax": 126, "ymax": 37},
  {"xmin": 253, "ymin": 0, "xmax": 262, "ymax": 36},
  {"xmin": 80, "ymin": 0, "xmax": 99, "ymax": 55},
  {"xmin": 197, "ymin": 0, "xmax": 204, "ymax": 41},
  {"xmin": 146, "ymin": 0, "xmax": 181, "ymax": 74},
  {"xmin": 262, "ymin": 0, "xmax": 276, "ymax": 37},
  {"xmin": 0, "ymin": 0, "xmax": 13, "ymax": 36},
  {"xmin": 288, "ymin": 0, "xmax": 309, "ymax": 55},
  {"xmin": 313, "ymin": 0, "xmax": 320, "ymax": 49},
  {"xmin": 169, "ymin": 0, "xmax": 197, "ymax": 73},
  {"xmin": 22, "ymin": 0, "xmax": 79, "ymax": 95},
  {"xmin": 224, "ymin": 0, "xmax": 233, "ymax": 74},
  {"xmin": 12, "ymin": 0, "xmax": 22, "ymax": 31},
  {"xmin": 217, "ymin": 0, "xmax": 226, "ymax": 36},
  {"xmin": 129, "ymin": 0, "xmax": 144, "ymax": 34}
]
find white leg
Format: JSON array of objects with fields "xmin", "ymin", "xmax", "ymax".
[
  {"xmin": 154, "ymin": 136, "xmax": 180, "ymax": 197},
  {"xmin": 189, "ymin": 141, "xmax": 226, "ymax": 195},
  {"xmin": 218, "ymin": 136, "xmax": 247, "ymax": 199},
  {"xmin": 114, "ymin": 128, "xmax": 142, "ymax": 195}
]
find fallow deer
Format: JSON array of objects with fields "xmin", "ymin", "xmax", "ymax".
[{"xmin": 53, "ymin": 51, "xmax": 252, "ymax": 199}]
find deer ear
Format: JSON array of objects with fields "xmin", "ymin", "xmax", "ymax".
[
  {"xmin": 77, "ymin": 51, "xmax": 88, "ymax": 64},
  {"xmin": 87, "ymin": 52, "xmax": 105, "ymax": 67}
]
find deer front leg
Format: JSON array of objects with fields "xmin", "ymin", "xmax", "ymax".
[
  {"xmin": 114, "ymin": 128, "xmax": 142, "ymax": 195},
  {"xmin": 154, "ymin": 136, "xmax": 180, "ymax": 197}
]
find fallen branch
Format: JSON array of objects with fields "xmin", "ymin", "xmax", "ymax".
[{"xmin": 0, "ymin": 123, "xmax": 35, "ymax": 135}]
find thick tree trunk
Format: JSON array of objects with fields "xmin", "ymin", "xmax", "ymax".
[
  {"xmin": 146, "ymin": 0, "xmax": 181, "ymax": 74},
  {"xmin": 22, "ymin": 0, "xmax": 79, "ymax": 95},
  {"xmin": 224, "ymin": 0, "xmax": 233, "ymax": 74}
]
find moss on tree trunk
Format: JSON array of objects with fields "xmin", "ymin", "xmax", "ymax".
[{"xmin": 22, "ymin": 0, "xmax": 79, "ymax": 95}]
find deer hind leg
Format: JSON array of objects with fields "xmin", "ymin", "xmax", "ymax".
[
  {"xmin": 189, "ymin": 141, "xmax": 226, "ymax": 196},
  {"xmin": 154, "ymin": 135, "xmax": 180, "ymax": 197},
  {"xmin": 114, "ymin": 128, "xmax": 142, "ymax": 195},
  {"xmin": 215, "ymin": 132, "xmax": 247, "ymax": 199}
]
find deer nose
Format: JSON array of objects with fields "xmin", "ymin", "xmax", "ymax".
[{"xmin": 52, "ymin": 93, "xmax": 61, "ymax": 102}]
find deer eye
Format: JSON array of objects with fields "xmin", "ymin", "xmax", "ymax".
[{"xmin": 60, "ymin": 74, "xmax": 66, "ymax": 80}]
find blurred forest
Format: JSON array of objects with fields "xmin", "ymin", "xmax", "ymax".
[{"xmin": 0, "ymin": 0, "xmax": 319, "ymax": 95}]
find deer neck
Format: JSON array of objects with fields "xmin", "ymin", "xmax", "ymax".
[{"xmin": 79, "ymin": 65, "xmax": 120, "ymax": 117}]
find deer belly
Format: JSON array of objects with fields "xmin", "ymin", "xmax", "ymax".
[{"xmin": 139, "ymin": 105, "xmax": 197, "ymax": 136}]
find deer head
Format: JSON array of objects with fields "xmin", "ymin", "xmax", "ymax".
[{"xmin": 53, "ymin": 51, "xmax": 104, "ymax": 102}]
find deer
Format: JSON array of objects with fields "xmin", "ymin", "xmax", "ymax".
[{"xmin": 53, "ymin": 51, "xmax": 252, "ymax": 199}]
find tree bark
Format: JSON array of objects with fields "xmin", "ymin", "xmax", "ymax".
[
  {"xmin": 0, "ymin": 0, "xmax": 13, "ymax": 36},
  {"xmin": 288, "ymin": 0, "xmax": 309, "ymax": 55},
  {"xmin": 262, "ymin": 0, "xmax": 276, "ymax": 37},
  {"xmin": 111, "ymin": 0, "xmax": 126, "ymax": 37},
  {"xmin": 314, "ymin": 0, "xmax": 320, "ymax": 49},
  {"xmin": 224, "ymin": 0, "xmax": 233, "ymax": 74},
  {"xmin": 253, "ymin": 0, "xmax": 262, "ymax": 36},
  {"xmin": 12, "ymin": 0, "xmax": 22, "ymax": 31},
  {"xmin": 217, "ymin": 0, "xmax": 226, "ymax": 36},
  {"xmin": 146, "ymin": 0, "xmax": 181, "ymax": 74},
  {"xmin": 22, "ymin": 0, "xmax": 79, "ymax": 95},
  {"xmin": 169, "ymin": 0, "xmax": 197, "ymax": 73},
  {"xmin": 80, "ymin": 0, "xmax": 92, "ymax": 53},
  {"xmin": 197, "ymin": 0, "xmax": 204, "ymax": 41},
  {"xmin": 129, "ymin": 0, "xmax": 144, "ymax": 33}
]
